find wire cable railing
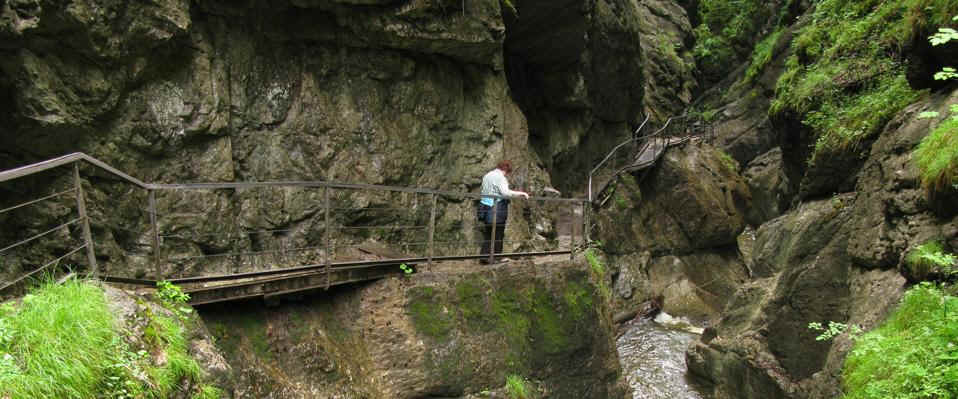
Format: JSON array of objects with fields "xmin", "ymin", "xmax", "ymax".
[{"xmin": 1, "ymin": 153, "xmax": 589, "ymax": 297}]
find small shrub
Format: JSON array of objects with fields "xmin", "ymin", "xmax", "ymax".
[
  {"xmin": 693, "ymin": 0, "xmax": 773, "ymax": 80},
  {"xmin": 399, "ymin": 263, "xmax": 414, "ymax": 275},
  {"xmin": 156, "ymin": 280, "xmax": 190, "ymax": 305},
  {"xmin": 905, "ymin": 241, "xmax": 957, "ymax": 280},
  {"xmin": 808, "ymin": 321, "xmax": 862, "ymax": 341},
  {"xmin": 843, "ymin": 282, "xmax": 958, "ymax": 399},
  {"xmin": 505, "ymin": 374, "xmax": 532, "ymax": 399}
]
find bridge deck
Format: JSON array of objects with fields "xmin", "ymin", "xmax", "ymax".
[{"xmin": 104, "ymin": 251, "xmax": 572, "ymax": 305}]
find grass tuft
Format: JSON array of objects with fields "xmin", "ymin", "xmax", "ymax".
[
  {"xmin": 0, "ymin": 278, "xmax": 219, "ymax": 399},
  {"xmin": 914, "ymin": 118, "xmax": 958, "ymax": 193},
  {"xmin": 505, "ymin": 374, "xmax": 532, "ymax": 399},
  {"xmin": 0, "ymin": 279, "xmax": 116, "ymax": 398},
  {"xmin": 744, "ymin": 29, "xmax": 783, "ymax": 83}
]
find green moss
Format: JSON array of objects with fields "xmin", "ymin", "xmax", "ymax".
[
  {"xmin": 716, "ymin": 149, "xmax": 740, "ymax": 172},
  {"xmin": 914, "ymin": 118, "xmax": 958, "ymax": 193},
  {"xmin": 456, "ymin": 278, "xmax": 493, "ymax": 329},
  {"xmin": 408, "ymin": 286, "xmax": 454, "ymax": 340},
  {"xmin": 491, "ymin": 287, "xmax": 534, "ymax": 368},
  {"xmin": 530, "ymin": 290, "xmax": 570, "ymax": 354},
  {"xmin": 412, "ymin": 272, "xmax": 600, "ymax": 379},
  {"xmin": 843, "ymin": 283, "xmax": 958, "ymax": 398},
  {"xmin": 562, "ymin": 281, "xmax": 594, "ymax": 322},
  {"xmin": 771, "ymin": 0, "xmax": 957, "ymax": 165}
]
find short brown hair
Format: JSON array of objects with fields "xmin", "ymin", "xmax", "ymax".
[{"xmin": 496, "ymin": 160, "xmax": 513, "ymax": 174}]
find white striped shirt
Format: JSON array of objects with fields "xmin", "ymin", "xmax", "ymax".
[{"xmin": 480, "ymin": 168, "xmax": 524, "ymax": 206}]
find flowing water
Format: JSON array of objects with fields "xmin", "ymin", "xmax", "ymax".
[{"xmin": 616, "ymin": 313, "xmax": 712, "ymax": 399}]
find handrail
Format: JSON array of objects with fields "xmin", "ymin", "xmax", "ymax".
[
  {"xmin": 587, "ymin": 115, "xmax": 651, "ymax": 202},
  {"xmin": 0, "ymin": 153, "xmax": 586, "ymax": 203},
  {"xmin": 153, "ymin": 180, "xmax": 585, "ymax": 203},
  {"xmin": 0, "ymin": 152, "xmax": 149, "ymax": 188}
]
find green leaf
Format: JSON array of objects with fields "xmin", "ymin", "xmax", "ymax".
[{"xmin": 919, "ymin": 111, "xmax": 941, "ymax": 119}]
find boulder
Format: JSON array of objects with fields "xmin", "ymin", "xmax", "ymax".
[
  {"xmin": 597, "ymin": 142, "xmax": 751, "ymax": 255},
  {"xmin": 200, "ymin": 259, "xmax": 629, "ymax": 398}
]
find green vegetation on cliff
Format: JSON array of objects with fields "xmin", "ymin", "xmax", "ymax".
[
  {"xmin": 843, "ymin": 283, "xmax": 958, "ymax": 398},
  {"xmin": 914, "ymin": 17, "xmax": 958, "ymax": 194},
  {"xmin": 771, "ymin": 0, "xmax": 957, "ymax": 165},
  {"xmin": 904, "ymin": 240, "xmax": 958, "ymax": 279},
  {"xmin": 0, "ymin": 279, "xmax": 220, "ymax": 399},
  {"xmin": 693, "ymin": 0, "xmax": 778, "ymax": 81}
]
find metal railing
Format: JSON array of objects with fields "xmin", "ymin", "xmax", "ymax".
[
  {"xmin": 587, "ymin": 113, "xmax": 715, "ymax": 203},
  {"xmin": 0, "ymin": 153, "xmax": 588, "ymax": 295}
]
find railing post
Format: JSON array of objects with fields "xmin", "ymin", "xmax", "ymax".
[
  {"xmin": 149, "ymin": 190, "xmax": 161, "ymax": 279},
  {"xmin": 583, "ymin": 201, "xmax": 590, "ymax": 244},
  {"xmin": 324, "ymin": 181, "xmax": 331, "ymax": 290},
  {"xmin": 428, "ymin": 193, "xmax": 437, "ymax": 267},
  {"xmin": 488, "ymin": 200, "xmax": 498, "ymax": 264},
  {"xmin": 73, "ymin": 163, "xmax": 97, "ymax": 278},
  {"xmin": 569, "ymin": 204, "xmax": 576, "ymax": 260}
]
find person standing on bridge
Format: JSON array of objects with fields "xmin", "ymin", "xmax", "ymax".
[{"xmin": 478, "ymin": 160, "xmax": 529, "ymax": 264}]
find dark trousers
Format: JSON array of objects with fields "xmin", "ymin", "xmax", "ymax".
[{"xmin": 480, "ymin": 223, "xmax": 506, "ymax": 259}]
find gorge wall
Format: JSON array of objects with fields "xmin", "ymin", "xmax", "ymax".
[
  {"xmin": 2, "ymin": 0, "xmax": 958, "ymax": 398},
  {"xmin": 595, "ymin": 1, "xmax": 958, "ymax": 398},
  {"xmin": 0, "ymin": 0, "xmax": 651, "ymax": 281}
]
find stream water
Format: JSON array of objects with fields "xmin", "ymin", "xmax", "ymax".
[{"xmin": 616, "ymin": 313, "xmax": 712, "ymax": 399}]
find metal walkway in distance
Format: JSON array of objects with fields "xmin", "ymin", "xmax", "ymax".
[{"xmin": 588, "ymin": 114, "xmax": 711, "ymax": 208}]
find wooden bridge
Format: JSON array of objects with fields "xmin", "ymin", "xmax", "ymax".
[{"xmin": 0, "ymin": 153, "xmax": 588, "ymax": 305}]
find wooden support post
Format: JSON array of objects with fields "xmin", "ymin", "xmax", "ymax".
[
  {"xmin": 74, "ymin": 163, "xmax": 98, "ymax": 277},
  {"xmin": 427, "ymin": 193, "xmax": 437, "ymax": 267},
  {"xmin": 149, "ymin": 190, "xmax": 161, "ymax": 280}
]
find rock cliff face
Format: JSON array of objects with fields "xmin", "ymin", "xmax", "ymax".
[
  {"xmin": 0, "ymin": 0, "xmax": 641, "ymax": 397},
  {"xmin": 4, "ymin": 0, "xmax": 957, "ymax": 398},
  {"xmin": 0, "ymin": 0, "xmax": 647, "ymax": 280},
  {"xmin": 595, "ymin": 2, "xmax": 958, "ymax": 397}
]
